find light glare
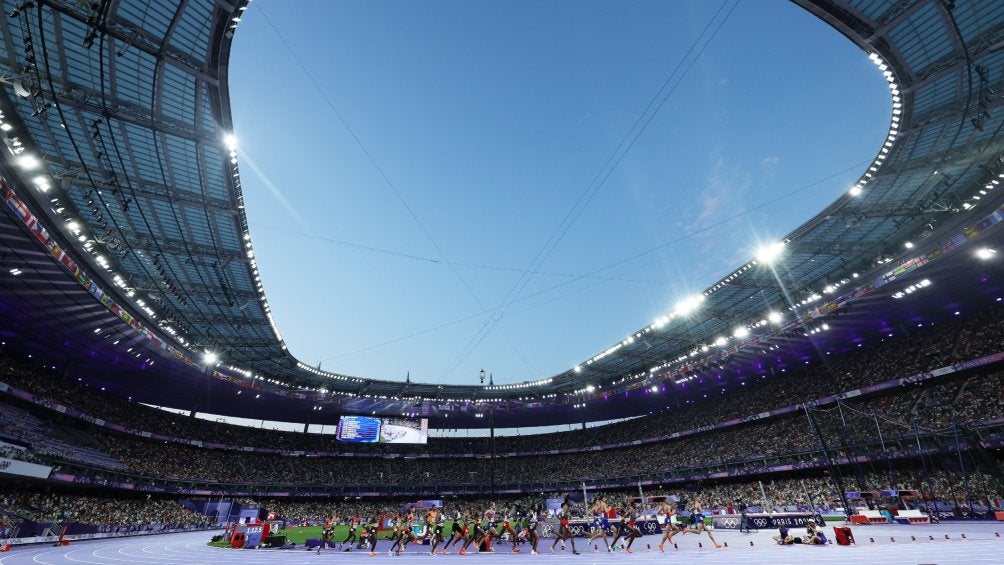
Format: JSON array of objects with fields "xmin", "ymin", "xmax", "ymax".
[
  {"xmin": 674, "ymin": 294, "xmax": 705, "ymax": 316},
  {"xmin": 975, "ymin": 247, "xmax": 996, "ymax": 260},
  {"xmin": 755, "ymin": 241, "xmax": 785, "ymax": 264},
  {"xmin": 17, "ymin": 154, "xmax": 40, "ymax": 170}
]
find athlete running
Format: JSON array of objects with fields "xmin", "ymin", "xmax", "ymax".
[
  {"xmin": 525, "ymin": 504, "xmax": 542, "ymax": 555},
  {"xmin": 498, "ymin": 506, "xmax": 521, "ymax": 553},
  {"xmin": 444, "ymin": 510, "xmax": 468, "ymax": 554},
  {"xmin": 363, "ymin": 516, "xmax": 380, "ymax": 556},
  {"xmin": 427, "ymin": 507, "xmax": 447, "ymax": 554},
  {"xmin": 461, "ymin": 508, "xmax": 486, "ymax": 555},
  {"xmin": 610, "ymin": 503, "xmax": 642, "ymax": 552},
  {"xmin": 658, "ymin": 501, "xmax": 688, "ymax": 552},
  {"xmin": 689, "ymin": 497, "xmax": 722, "ymax": 548},
  {"xmin": 341, "ymin": 512, "xmax": 361, "ymax": 550},
  {"xmin": 317, "ymin": 514, "xmax": 335, "ymax": 554},
  {"xmin": 587, "ymin": 495, "xmax": 611, "ymax": 551},
  {"xmin": 550, "ymin": 497, "xmax": 580, "ymax": 555}
]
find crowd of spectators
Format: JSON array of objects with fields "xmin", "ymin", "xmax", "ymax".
[
  {"xmin": 0, "ymin": 359, "xmax": 982, "ymax": 489},
  {"xmin": 262, "ymin": 494, "xmax": 543, "ymax": 526},
  {"xmin": 259, "ymin": 466, "xmax": 1002, "ymax": 527},
  {"xmin": 810, "ymin": 369, "xmax": 1004, "ymax": 442},
  {"xmin": 0, "ymin": 465, "xmax": 995, "ymax": 538},
  {"xmin": 0, "ymin": 440, "xmax": 38, "ymax": 465},
  {"xmin": 0, "ymin": 379, "xmax": 997, "ymax": 490},
  {"xmin": 0, "ymin": 489, "xmax": 213, "ymax": 529},
  {"xmin": 0, "ymin": 307, "xmax": 997, "ymax": 495},
  {"xmin": 0, "ymin": 403, "xmax": 126, "ymax": 471},
  {"xmin": 0, "ymin": 304, "xmax": 1000, "ymax": 462}
]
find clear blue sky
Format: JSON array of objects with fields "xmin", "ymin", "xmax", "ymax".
[{"xmin": 228, "ymin": 0, "xmax": 889, "ymax": 387}]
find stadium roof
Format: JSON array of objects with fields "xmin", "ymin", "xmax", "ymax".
[{"xmin": 0, "ymin": 0, "xmax": 1003, "ymax": 428}]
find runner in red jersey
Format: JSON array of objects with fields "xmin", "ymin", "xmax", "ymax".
[{"xmin": 550, "ymin": 497, "xmax": 579, "ymax": 554}]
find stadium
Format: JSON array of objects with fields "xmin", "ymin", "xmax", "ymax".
[{"xmin": 0, "ymin": 0, "xmax": 1002, "ymax": 563}]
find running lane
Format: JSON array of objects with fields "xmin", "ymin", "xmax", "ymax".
[{"xmin": 0, "ymin": 525, "xmax": 1001, "ymax": 565}]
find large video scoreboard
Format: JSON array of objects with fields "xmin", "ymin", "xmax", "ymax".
[{"xmin": 335, "ymin": 416, "xmax": 428, "ymax": 444}]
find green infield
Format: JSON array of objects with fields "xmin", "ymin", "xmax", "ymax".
[
  {"xmin": 278, "ymin": 524, "xmax": 401, "ymax": 545},
  {"xmin": 208, "ymin": 523, "xmax": 451, "ymax": 547}
]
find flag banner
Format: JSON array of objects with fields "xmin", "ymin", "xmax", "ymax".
[{"xmin": 1, "ymin": 177, "xmax": 194, "ymax": 367}]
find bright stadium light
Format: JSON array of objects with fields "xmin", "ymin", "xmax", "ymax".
[
  {"xmin": 203, "ymin": 351, "xmax": 219, "ymax": 366},
  {"xmin": 849, "ymin": 185, "xmax": 863, "ymax": 196},
  {"xmin": 733, "ymin": 326, "xmax": 750, "ymax": 339},
  {"xmin": 651, "ymin": 315, "xmax": 670, "ymax": 329},
  {"xmin": 674, "ymin": 294, "xmax": 705, "ymax": 316},
  {"xmin": 755, "ymin": 241, "xmax": 785, "ymax": 264},
  {"xmin": 768, "ymin": 311, "xmax": 783, "ymax": 324},
  {"xmin": 17, "ymin": 154, "xmax": 40, "ymax": 170},
  {"xmin": 224, "ymin": 134, "xmax": 238, "ymax": 149},
  {"xmin": 976, "ymin": 247, "xmax": 997, "ymax": 260},
  {"xmin": 714, "ymin": 336, "xmax": 727, "ymax": 347}
]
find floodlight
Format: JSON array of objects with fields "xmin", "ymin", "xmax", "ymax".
[
  {"xmin": 849, "ymin": 186, "xmax": 863, "ymax": 196},
  {"xmin": 651, "ymin": 315, "xmax": 670, "ymax": 329},
  {"xmin": 768, "ymin": 311, "xmax": 783, "ymax": 324},
  {"xmin": 203, "ymin": 351, "xmax": 219, "ymax": 366},
  {"xmin": 755, "ymin": 241, "xmax": 785, "ymax": 264},
  {"xmin": 733, "ymin": 327, "xmax": 750, "ymax": 339},
  {"xmin": 674, "ymin": 294, "xmax": 705, "ymax": 316},
  {"xmin": 975, "ymin": 247, "xmax": 997, "ymax": 260},
  {"xmin": 223, "ymin": 134, "xmax": 238, "ymax": 149},
  {"xmin": 17, "ymin": 154, "xmax": 40, "ymax": 170},
  {"xmin": 714, "ymin": 336, "xmax": 727, "ymax": 347}
]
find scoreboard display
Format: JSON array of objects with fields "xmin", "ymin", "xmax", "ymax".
[
  {"xmin": 335, "ymin": 416, "xmax": 382, "ymax": 443},
  {"xmin": 335, "ymin": 416, "xmax": 428, "ymax": 444}
]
